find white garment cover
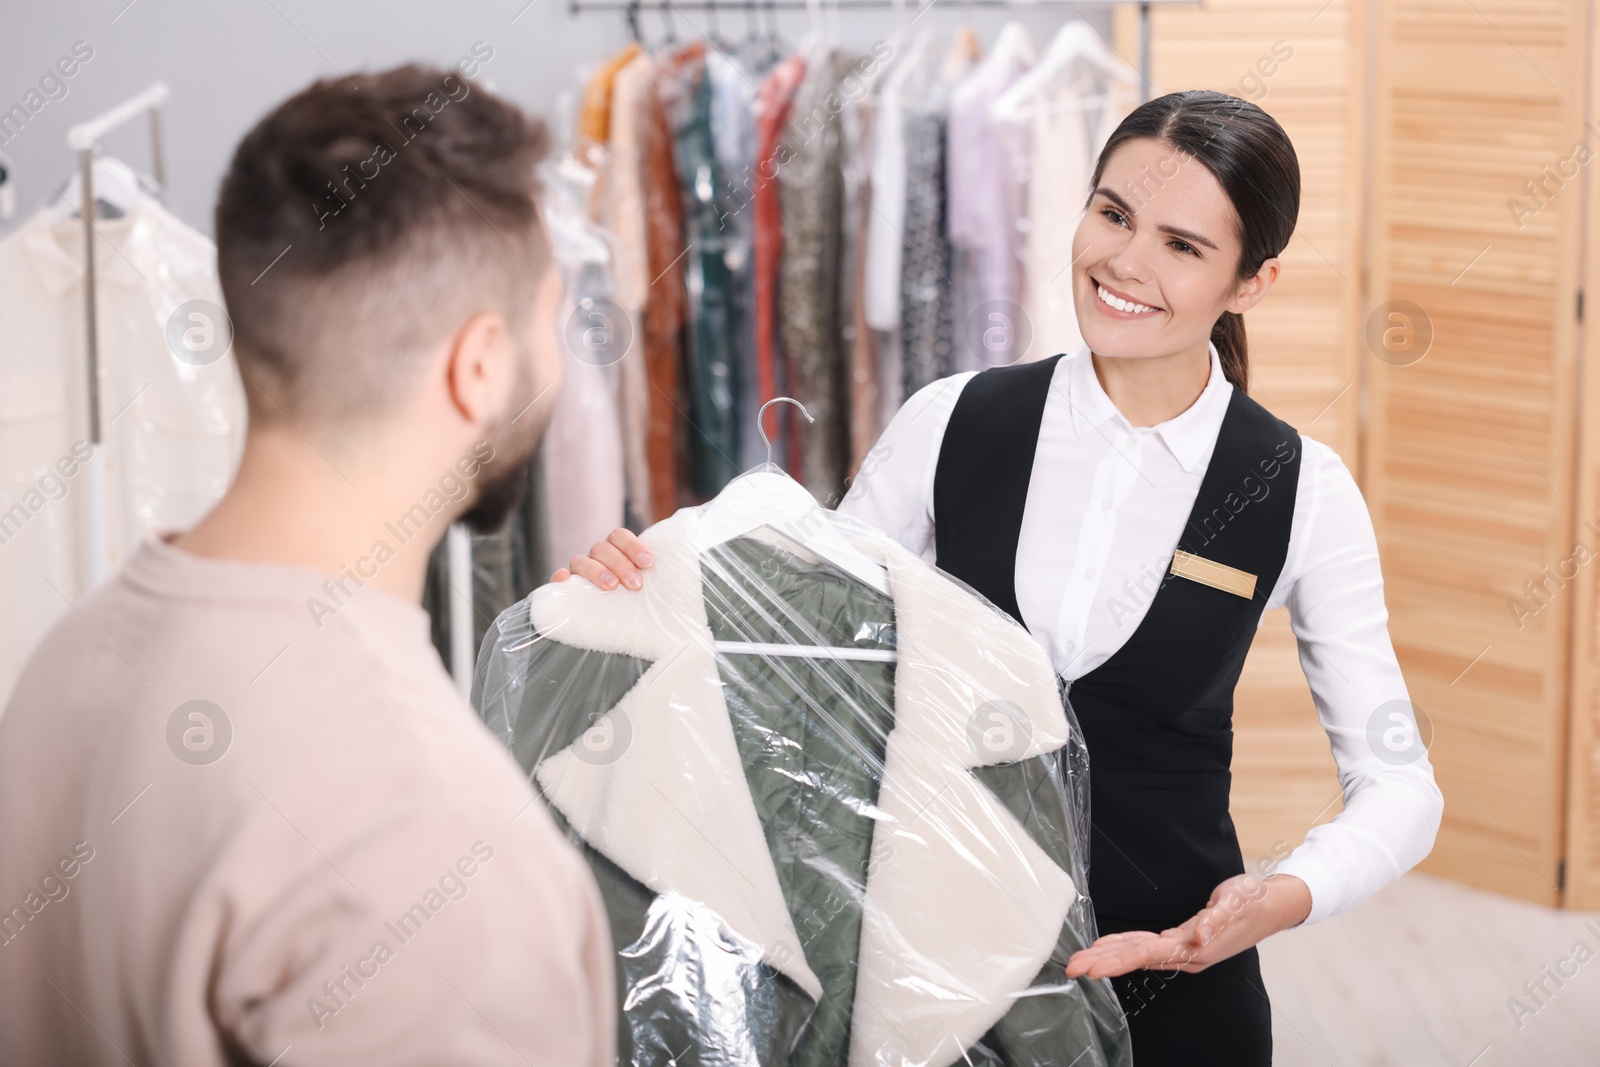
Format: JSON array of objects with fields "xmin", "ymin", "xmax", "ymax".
[
  {"xmin": 1014, "ymin": 78, "xmax": 1127, "ymax": 361},
  {"xmin": 946, "ymin": 23, "xmax": 1034, "ymax": 370},
  {"xmin": 0, "ymin": 195, "xmax": 246, "ymax": 706},
  {"xmin": 989, "ymin": 21, "xmax": 1140, "ymax": 364},
  {"xmin": 541, "ymin": 171, "xmax": 627, "ymax": 572},
  {"xmin": 862, "ymin": 32, "xmax": 933, "ymax": 334}
]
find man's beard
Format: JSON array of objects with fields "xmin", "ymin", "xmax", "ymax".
[{"xmin": 460, "ymin": 342, "xmax": 547, "ymax": 535}]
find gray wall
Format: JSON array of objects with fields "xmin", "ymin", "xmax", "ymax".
[{"xmin": 0, "ymin": 0, "xmax": 1111, "ymax": 240}]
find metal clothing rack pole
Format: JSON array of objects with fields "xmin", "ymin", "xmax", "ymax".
[
  {"xmin": 568, "ymin": 0, "xmax": 1198, "ymax": 102},
  {"xmin": 67, "ymin": 81, "xmax": 169, "ymax": 446},
  {"xmin": 448, "ymin": 524, "xmax": 475, "ymax": 695},
  {"xmin": 64, "ymin": 81, "xmax": 169, "ymax": 588}
]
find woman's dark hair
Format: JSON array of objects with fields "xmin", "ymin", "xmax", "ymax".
[{"xmin": 1085, "ymin": 90, "xmax": 1300, "ymax": 393}]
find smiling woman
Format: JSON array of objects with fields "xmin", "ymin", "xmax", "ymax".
[
  {"xmin": 1072, "ymin": 92, "xmax": 1301, "ymax": 402},
  {"xmin": 543, "ymin": 85, "xmax": 1441, "ymax": 1067}
]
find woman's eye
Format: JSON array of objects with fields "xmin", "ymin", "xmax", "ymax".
[
  {"xmin": 1100, "ymin": 207, "xmax": 1127, "ymax": 228},
  {"xmin": 1170, "ymin": 240, "xmax": 1198, "ymax": 256}
]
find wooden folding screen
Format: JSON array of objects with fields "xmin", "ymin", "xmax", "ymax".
[
  {"xmin": 1362, "ymin": 0, "xmax": 1585, "ymax": 907},
  {"xmin": 1566, "ymin": 2, "xmax": 1600, "ymax": 911}
]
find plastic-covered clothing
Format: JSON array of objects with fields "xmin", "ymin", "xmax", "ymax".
[
  {"xmin": 707, "ymin": 50, "xmax": 762, "ymax": 474},
  {"xmin": 897, "ymin": 107, "xmax": 956, "ymax": 399},
  {"xmin": 663, "ymin": 42, "xmax": 744, "ymax": 499},
  {"xmin": 946, "ymin": 25, "xmax": 1033, "ymax": 369},
  {"xmin": 643, "ymin": 52, "xmax": 693, "ymax": 519},
  {"xmin": 472, "ymin": 469, "xmax": 1131, "ymax": 1066},
  {"xmin": 602, "ymin": 47, "xmax": 658, "ymax": 528},
  {"xmin": 753, "ymin": 54, "xmax": 808, "ymax": 472},
  {"xmin": 578, "ymin": 42, "xmax": 646, "ymax": 223},
  {"xmin": 778, "ymin": 51, "xmax": 858, "ymax": 502},
  {"xmin": 540, "ymin": 163, "xmax": 627, "ymax": 570},
  {"xmin": 997, "ymin": 71, "xmax": 1133, "ymax": 364},
  {"xmin": 842, "ymin": 89, "xmax": 881, "ymax": 476},
  {"xmin": 0, "ymin": 193, "xmax": 245, "ymax": 705}
]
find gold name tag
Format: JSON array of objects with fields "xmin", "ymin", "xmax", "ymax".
[{"xmin": 1170, "ymin": 550, "xmax": 1257, "ymax": 599}]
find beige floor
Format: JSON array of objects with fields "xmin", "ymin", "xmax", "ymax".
[{"xmin": 1258, "ymin": 873, "xmax": 1600, "ymax": 1065}]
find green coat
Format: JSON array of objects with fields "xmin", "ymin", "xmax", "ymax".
[{"xmin": 473, "ymin": 508, "xmax": 1131, "ymax": 1067}]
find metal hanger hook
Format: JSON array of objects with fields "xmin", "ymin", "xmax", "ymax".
[{"xmin": 758, "ymin": 396, "xmax": 813, "ymax": 468}]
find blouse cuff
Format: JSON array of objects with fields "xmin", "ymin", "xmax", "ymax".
[{"xmin": 1269, "ymin": 850, "xmax": 1339, "ymax": 926}]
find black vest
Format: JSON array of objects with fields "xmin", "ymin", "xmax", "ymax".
[{"xmin": 932, "ymin": 354, "xmax": 1301, "ymax": 930}]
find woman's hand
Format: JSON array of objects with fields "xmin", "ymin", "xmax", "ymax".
[
  {"xmin": 551, "ymin": 528, "xmax": 654, "ymax": 590},
  {"xmin": 1064, "ymin": 872, "xmax": 1311, "ymax": 979}
]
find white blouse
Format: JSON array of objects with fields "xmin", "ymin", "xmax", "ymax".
[{"xmin": 837, "ymin": 341, "xmax": 1444, "ymax": 925}]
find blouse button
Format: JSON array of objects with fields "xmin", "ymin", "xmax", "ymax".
[
  {"xmin": 1100, "ymin": 498, "xmax": 1112, "ymax": 511},
  {"xmin": 1083, "ymin": 566, "xmax": 1095, "ymax": 578}
]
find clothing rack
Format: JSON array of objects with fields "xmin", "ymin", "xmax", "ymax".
[
  {"xmin": 567, "ymin": 0, "xmax": 1203, "ymax": 103},
  {"xmin": 433, "ymin": 1, "xmax": 1197, "ymax": 689},
  {"xmin": 65, "ymin": 81, "xmax": 169, "ymax": 587}
]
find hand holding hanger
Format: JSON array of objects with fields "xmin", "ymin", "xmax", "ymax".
[{"xmin": 554, "ymin": 398, "xmax": 890, "ymax": 597}]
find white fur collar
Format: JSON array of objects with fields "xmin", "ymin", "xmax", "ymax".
[{"xmin": 527, "ymin": 509, "xmax": 1079, "ymax": 1066}]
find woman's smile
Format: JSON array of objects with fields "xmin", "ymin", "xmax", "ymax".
[{"xmin": 1091, "ymin": 276, "xmax": 1165, "ymax": 318}]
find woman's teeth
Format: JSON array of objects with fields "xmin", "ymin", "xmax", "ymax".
[{"xmin": 1097, "ymin": 283, "xmax": 1159, "ymax": 314}]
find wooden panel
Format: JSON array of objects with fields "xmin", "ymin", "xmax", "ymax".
[
  {"xmin": 1366, "ymin": 0, "xmax": 1584, "ymax": 906},
  {"xmin": 1565, "ymin": 0, "xmax": 1600, "ymax": 911},
  {"xmin": 1115, "ymin": 1, "xmax": 1365, "ymax": 862}
]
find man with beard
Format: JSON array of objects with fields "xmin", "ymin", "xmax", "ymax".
[{"xmin": 0, "ymin": 66, "xmax": 612, "ymax": 1066}]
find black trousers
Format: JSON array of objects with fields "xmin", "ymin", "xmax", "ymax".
[{"xmin": 1106, "ymin": 944, "xmax": 1272, "ymax": 1066}]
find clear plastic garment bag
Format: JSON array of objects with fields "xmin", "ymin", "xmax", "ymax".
[
  {"xmin": 473, "ymin": 401, "xmax": 1131, "ymax": 1066},
  {"xmin": 0, "ymin": 173, "xmax": 245, "ymax": 705}
]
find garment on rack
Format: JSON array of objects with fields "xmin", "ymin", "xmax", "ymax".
[
  {"xmin": 579, "ymin": 42, "xmax": 644, "ymax": 153},
  {"xmin": 842, "ymin": 85, "xmax": 881, "ymax": 477},
  {"xmin": 863, "ymin": 35, "xmax": 936, "ymax": 432},
  {"xmin": 1016, "ymin": 85, "xmax": 1091, "ymax": 362},
  {"xmin": 947, "ymin": 23, "xmax": 1034, "ymax": 370},
  {"xmin": 555, "ymin": 24, "xmax": 1132, "ymax": 522},
  {"xmin": 707, "ymin": 49, "xmax": 762, "ymax": 473},
  {"xmin": 643, "ymin": 50, "xmax": 693, "ymax": 519},
  {"xmin": 1003, "ymin": 76, "xmax": 1134, "ymax": 363},
  {"xmin": 988, "ymin": 21, "xmax": 1138, "ymax": 365},
  {"xmin": 860, "ymin": 34, "xmax": 930, "ymax": 432},
  {"xmin": 664, "ymin": 42, "xmax": 744, "ymax": 499},
  {"xmin": 578, "ymin": 42, "xmax": 645, "ymax": 212},
  {"xmin": 472, "ymin": 474, "xmax": 1132, "ymax": 1067},
  {"xmin": 897, "ymin": 109, "xmax": 956, "ymax": 399},
  {"xmin": 0, "ymin": 192, "xmax": 245, "ymax": 706},
  {"xmin": 607, "ymin": 48, "xmax": 659, "ymax": 527},
  {"xmin": 897, "ymin": 35, "xmax": 977, "ymax": 400},
  {"xmin": 862, "ymin": 33, "xmax": 926, "ymax": 335},
  {"xmin": 778, "ymin": 50, "xmax": 859, "ymax": 501},
  {"xmin": 945, "ymin": 24, "xmax": 984, "ymax": 70},
  {"xmin": 753, "ymin": 52, "xmax": 807, "ymax": 467},
  {"xmin": 541, "ymin": 169, "xmax": 627, "ymax": 571}
]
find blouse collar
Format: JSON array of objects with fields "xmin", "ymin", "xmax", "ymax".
[{"xmin": 1061, "ymin": 339, "xmax": 1234, "ymax": 473}]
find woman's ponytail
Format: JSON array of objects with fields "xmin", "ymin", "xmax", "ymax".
[{"xmin": 1211, "ymin": 309, "xmax": 1249, "ymax": 392}]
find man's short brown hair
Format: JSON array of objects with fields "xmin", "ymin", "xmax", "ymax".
[{"xmin": 215, "ymin": 63, "xmax": 551, "ymax": 428}]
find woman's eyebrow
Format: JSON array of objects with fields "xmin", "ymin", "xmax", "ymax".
[{"xmin": 1092, "ymin": 186, "xmax": 1221, "ymax": 252}]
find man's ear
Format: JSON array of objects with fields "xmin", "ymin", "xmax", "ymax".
[
  {"xmin": 445, "ymin": 311, "xmax": 511, "ymax": 425},
  {"xmin": 1227, "ymin": 258, "xmax": 1280, "ymax": 316}
]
